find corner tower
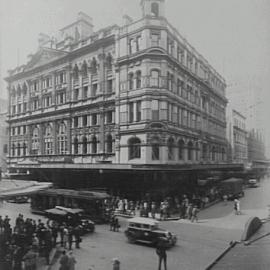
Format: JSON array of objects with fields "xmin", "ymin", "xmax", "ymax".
[{"xmin": 140, "ymin": 0, "xmax": 165, "ymax": 18}]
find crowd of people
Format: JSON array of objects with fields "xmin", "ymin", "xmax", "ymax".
[
  {"xmin": 103, "ymin": 192, "xmax": 217, "ymax": 222},
  {"xmin": 0, "ymin": 214, "xmax": 83, "ymax": 270}
]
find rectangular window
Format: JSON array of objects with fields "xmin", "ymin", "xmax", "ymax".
[
  {"xmin": 106, "ymin": 111, "xmax": 113, "ymax": 124},
  {"xmin": 129, "ymin": 102, "xmax": 134, "ymax": 123},
  {"xmin": 12, "ymin": 105, "xmax": 16, "ymax": 114},
  {"xmin": 152, "ymin": 100, "xmax": 159, "ymax": 121},
  {"xmin": 57, "ymin": 91, "xmax": 66, "ymax": 104},
  {"xmin": 17, "ymin": 126, "xmax": 21, "ymax": 135},
  {"xmin": 152, "ymin": 145, "xmax": 159, "ymax": 160},
  {"xmin": 136, "ymin": 101, "xmax": 141, "ymax": 122},
  {"xmin": 23, "ymin": 103, "xmax": 27, "ymax": 112},
  {"xmin": 107, "ymin": 79, "xmax": 113, "ymax": 93},
  {"xmin": 83, "ymin": 86, "xmax": 88, "ymax": 99},
  {"xmin": 74, "ymin": 117, "xmax": 79, "ymax": 128},
  {"xmin": 17, "ymin": 104, "xmax": 22, "ymax": 114},
  {"xmin": 151, "ymin": 32, "xmax": 160, "ymax": 47},
  {"xmin": 74, "ymin": 89, "xmax": 79, "ymax": 101},
  {"xmin": 82, "ymin": 115, "xmax": 88, "ymax": 127},
  {"xmin": 92, "ymin": 114, "xmax": 98, "ymax": 125},
  {"xmin": 92, "ymin": 83, "xmax": 98, "ymax": 97}
]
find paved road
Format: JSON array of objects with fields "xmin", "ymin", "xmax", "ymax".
[{"xmin": 1, "ymin": 177, "xmax": 269, "ymax": 270}]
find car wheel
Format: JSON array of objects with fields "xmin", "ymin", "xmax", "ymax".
[{"xmin": 127, "ymin": 235, "xmax": 136, "ymax": 244}]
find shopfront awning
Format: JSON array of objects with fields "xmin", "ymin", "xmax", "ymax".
[{"xmin": 0, "ymin": 181, "xmax": 53, "ymax": 199}]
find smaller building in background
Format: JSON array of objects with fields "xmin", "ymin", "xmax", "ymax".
[
  {"xmin": 0, "ymin": 98, "xmax": 8, "ymax": 173},
  {"xmin": 248, "ymin": 129, "xmax": 266, "ymax": 162},
  {"xmin": 226, "ymin": 105, "xmax": 248, "ymax": 164}
]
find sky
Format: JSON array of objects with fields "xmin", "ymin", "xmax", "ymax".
[{"xmin": 0, "ymin": 0, "xmax": 270, "ymax": 156}]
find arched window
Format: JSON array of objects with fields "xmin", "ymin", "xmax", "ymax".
[
  {"xmin": 151, "ymin": 2, "xmax": 159, "ymax": 16},
  {"xmin": 58, "ymin": 123, "xmax": 67, "ymax": 154},
  {"xmin": 150, "ymin": 70, "xmax": 159, "ymax": 87},
  {"xmin": 74, "ymin": 137, "xmax": 79, "ymax": 154},
  {"xmin": 44, "ymin": 125, "xmax": 53, "ymax": 155},
  {"xmin": 91, "ymin": 58, "xmax": 97, "ymax": 74},
  {"xmin": 151, "ymin": 137, "xmax": 160, "ymax": 160},
  {"xmin": 81, "ymin": 61, "xmax": 88, "ymax": 78},
  {"xmin": 106, "ymin": 134, "xmax": 113, "ymax": 153},
  {"xmin": 168, "ymin": 137, "xmax": 175, "ymax": 160},
  {"xmin": 129, "ymin": 73, "xmax": 134, "ymax": 90},
  {"xmin": 91, "ymin": 136, "xmax": 98, "ymax": 154},
  {"xmin": 73, "ymin": 64, "xmax": 79, "ymax": 80},
  {"xmin": 136, "ymin": 71, "xmax": 142, "ymax": 89},
  {"xmin": 82, "ymin": 136, "xmax": 88, "ymax": 154},
  {"xmin": 187, "ymin": 141, "xmax": 193, "ymax": 161},
  {"xmin": 178, "ymin": 140, "xmax": 185, "ymax": 160},
  {"xmin": 128, "ymin": 137, "xmax": 141, "ymax": 160}
]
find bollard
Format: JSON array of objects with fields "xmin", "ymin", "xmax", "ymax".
[{"xmin": 112, "ymin": 258, "xmax": 120, "ymax": 270}]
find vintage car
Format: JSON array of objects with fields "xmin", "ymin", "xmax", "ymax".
[
  {"xmin": 248, "ymin": 179, "xmax": 258, "ymax": 188},
  {"xmin": 7, "ymin": 196, "xmax": 29, "ymax": 204},
  {"xmin": 45, "ymin": 206, "xmax": 95, "ymax": 234},
  {"xmin": 125, "ymin": 217, "xmax": 177, "ymax": 247}
]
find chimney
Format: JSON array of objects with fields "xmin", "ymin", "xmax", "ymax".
[
  {"xmin": 122, "ymin": 15, "xmax": 133, "ymax": 26},
  {"xmin": 38, "ymin": 33, "xmax": 51, "ymax": 48}
]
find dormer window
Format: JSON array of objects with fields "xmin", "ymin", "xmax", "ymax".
[{"xmin": 151, "ymin": 2, "xmax": 159, "ymax": 16}]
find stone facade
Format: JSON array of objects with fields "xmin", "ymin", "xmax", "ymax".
[
  {"xmin": 5, "ymin": 0, "xmax": 227, "ymax": 170},
  {"xmin": 226, "ymin": 106, "xmax": 248, "ymax": 164}
]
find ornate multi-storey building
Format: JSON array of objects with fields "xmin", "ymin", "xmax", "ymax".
[
  {"xmin": 226, "ymin": 106, "xmax": 248, "ymax": 164},
  {"xmin": 5, "ymin": 0, "xmax": 230, "ymax": 194}
]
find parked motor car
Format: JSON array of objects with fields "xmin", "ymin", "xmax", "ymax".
[
  {"xmin": 45, "ymin": 207, "xmax": 95, "ymax": 233},
  {"xmin": 248, "ymin": 179, "xmax": 258, "ymax": 188},
  {"xmin": 80, "ymin": 218, "xmax": 95, "ymax": 234},
  {"xmin": 219, "ymin": 178, "xmax": 244, "ymax": 200},
  {"xmin": 7, "ymin": 196, "xmax": 29, "ymax": 203},
  {"xmin": 125, "ymin": 217, "xmax": 177, "ymax": 248}
]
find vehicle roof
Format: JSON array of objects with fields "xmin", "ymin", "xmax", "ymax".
[
  {"xmin": 45, "ymin": 208, "xmax": 67, "ymax": 215},
  {"xmin": 128, "ymin": 217, "xmax": 159, "ymax": 226},
  {"xmin": 221, "ymin": 178, "xmax": 243, "ymax": 183},
  {"xmin": 35, "ymin": 188, "xmax": 110, "ymax": 200},
  {"xmin": 55, "ymin": 206, "xmax": 83, "ymax": 214}
]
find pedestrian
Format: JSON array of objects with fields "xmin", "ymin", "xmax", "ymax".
[
  {"xmin": 234, "ymin": 199, "xmax": 239, "ymax": 215},
  {"xmin": 191, "ymin": 205, "xmax": 199, "ymax": 223},
  {"xmin": 236, "ymin": 199, "xmax": 241, "ymax": 215},
  {"xmin": 62, "ymin": 227, "xmax": 68, "ymax": 249},
  {"xmin": 22, "ymin": 246, "xmax": 38, "ymax": 270},
  {"xmin": 223, "ymin": 194, "xmax": 228, "ymax": 205},
  {"xmin": 68, "ymin": 251, "xmax": 77, "ymax": 270},
  {"xmin": 186, "ymin": 204, "xmax": 193, "ymax": 220},
  {"xmin": 110, "ymin": 216, "xmax": 115, "ymax": 231},
  {"xmin": 114, "ymin": 218, "xmax": 120, "ymax": 232},
  {"xmin": 68, "ymin": 227, "xmax": 73, "ymax": 250},
  {"xmin": 156, "ymin": 240, "xmax": 167, "ymax": 270},
  {"xmin": 73, "ymin": 226, "xmax": 81, "ymax": 249},
  {"xmin": 59, "ymin": 250, "xmax": 69, "ymax": 270}
]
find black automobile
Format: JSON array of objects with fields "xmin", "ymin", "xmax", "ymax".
[
  {"xmin": 80, "ymin": 219, "xmax": 95, "ymax": 234},
  {"xmin": 125, "ymin": 217, "xmax": 177, "ymax": 248},
  {"xmin": 45, "ymin": 206, "xmax": 95, "ymax": 234}
]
